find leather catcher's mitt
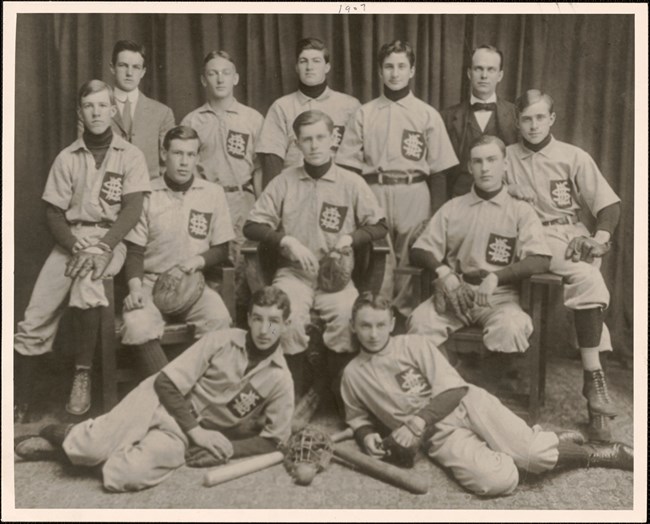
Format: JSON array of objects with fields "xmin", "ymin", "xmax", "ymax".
[
  {"xmin": 432, "ymin": 273, "xmax": 475, "ymax": 325},
  {"xmin": 565, "ymin": 236, "xmax": 611, "ymax": 263},
  {"xmin": 317, "ymin": 247, "xmax": 354, "ymax": 293},
  {"xmin": 381, "ymin": 434, "xmax": 418, "ymax": 469},
  {"xmin": 152, "ymin": 266, "xmax": 205, "ymax": 316}
]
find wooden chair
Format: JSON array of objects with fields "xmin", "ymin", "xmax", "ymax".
[
  {"xmin": 397, "ymin": 266, "xmax": 562, "ymax": 423},
  {"xmin": 99, "ymin": 267, "xmax": 236, "ymax": 411}
]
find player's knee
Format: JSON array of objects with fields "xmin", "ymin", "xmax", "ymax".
[
  {"xmin": 463, "ymin": 457, "xmax": 519, "ymax": 497},
  {"xmin": 102, "ymin": 455, "xmax": 155, "ymax": 493},
  {"xmin": 406, "ymin": 304, "xmax": 428, "ymax": 334},
  {"xmin": 121, "ymin": 308, "xmax": 163, "ymax": 346}
]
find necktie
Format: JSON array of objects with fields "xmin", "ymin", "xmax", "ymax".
[
  {"xmin": 122, "ymin": 97, "xmax": 133, "ymax": 138},
  {"xmin": 471, "ymin": 102, "xmax": 497, "ymax": 112}
]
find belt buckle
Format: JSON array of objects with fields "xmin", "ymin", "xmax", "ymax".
[
  {"xmin": 406, "ymin": 173, "xmax": 413, "ymax": 185},
  {"xmin": 378, "ymin": 173, "xmax": 384, "ymax": 185}
]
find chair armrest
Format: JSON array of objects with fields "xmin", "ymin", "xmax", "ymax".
[
  {"xmin": 353, "ymin": 237, "xmax": 390, "ymax": 293},
  {"xmin": 242, "ymin": 239, "xmax": 279, "ymax": 291},
  {"xmin": 394, "ymin": 265, "xmax": 430, "ymax": 305}
]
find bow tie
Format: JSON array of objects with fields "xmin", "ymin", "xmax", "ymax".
[{"xmin": 471, "ymin": 102, "xmax": 497, "ymax": 112}]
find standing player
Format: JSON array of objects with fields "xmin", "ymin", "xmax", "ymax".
[
  {"xmin": 78, "ymin": 40, "xmax": 175, "ymax": 179},
  {"xmin": 15, "ymin": 287, "xmax": 295, "ymax": 493},
  {"xmin": 505, "ymin": 90, "xmax": 622, "ymax": 441},
  {"xmin": 15, "ymin": 80, "xmax": 150, "ymax": 420},
  {"xmin": 181, "ymin": 50, "xmax": 264, "ymax": 323},
  {"xmin": 244, "ymin": 110, "xmax": 387, "ymax": 404},
  {"xmin": 341, "ymin": 292, "xmax": 633, "ymax": 497},
  {"xmin": 120, "ymin": 126, "xmax": 234, "ymax": 378},
  {"xmin": 407, "ymin": 135, "xmax": 551, "ymax": 357},
  {"xmin": 256, "ymin": 37, "xmax": 360, "ymax": 188},
  {"xmin": 336, "ymin": 40, "xmax": 458, "ymax": 310},
  {"xmin": 441, "ymin": 45, "xmax": 518, "ymax": 198}
]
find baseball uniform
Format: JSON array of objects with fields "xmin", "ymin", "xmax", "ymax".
[
  {"xmin": 246, "ymin": 163, "xmax": 385, "ymax": 355},
  {"xmin": 407, "ymin": 186, "xmax": 551, "ymax": 353},
  {"xmin": 63, "ymin": 328, "xmax": 293, "ymax": 492},
  {"xmin": 121, "ymin": 176, "xmax": 235, "ymax": 344},
  {"xmin": 341, "ymin": 335, "xmax": 559, "ymax": 496},
  {"xmin": 14, "ymin": 134, "xmax": 150, "ymax": 356},
  {"xmin": 505, "ymin": 137, "xmax": 621, "ymax": 351},
  {"xmin": 256, "ymin": 87, "xmax": 360, "ymax": 169}
]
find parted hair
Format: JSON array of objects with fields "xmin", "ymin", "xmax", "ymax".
[
  {"xmin": 377, "ymin": 40, "xmax": 415, "ymax": 68},
  {"xmin": 77, "ymin": 80, "xmax": 115, "ymax": 107},
  {"xmin": 112, "ymin": 40, "xmax": 147, "ymax": 67},
  {"xmin": 296, "ymin": 37, "xmax": 330, "ymax": 63},
  {"xmin": 351, "ymin": 291, "xmax": 394, "ymax": 321},
  {"xmin": 292, "ymin": 109, "xmax": 334, "ymax": 137},
  {"xmin": 248, "ymin": 286, "xmax": 292, "ymax": 320},
  {"xmin": 469, "ymin": 135, "xmax": 506, "ymax": 158},
  {"xmin": 162, "ymin": 125, "xmax": 200, "ymax": 151},
  {"xmin": 515, "ymin": 89, "xmax": 555, "ymax": 115},
  {"xmin": 470, "ymin": 44, "xmax": 504, "ymax": 70},
  {"xmin": 202, "ymin": 50, "xmax": 237, "ymax": 71}
]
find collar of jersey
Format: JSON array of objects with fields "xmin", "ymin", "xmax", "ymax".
[
  {"xmin": 197, "ymin": 99, "xmax": 240, "ymax": 115},
  {"xmin": 151, "ymin": 175, "xmax": 206, "ymax": 192},
  {"xmin": 378, "ymin": 90, "xmax": 415, "ymax": 109},
  {"xmin": 516, "ymin": 134, "xmax": 557, "ymax": 159},
  {"xmin": 295, "ymin": 86, "xmax": 331, "ymax": 105},
  {"xmin": 71, "ymin": 133, "xmax": 128, "ymax": 154},
  {"xmin": 468, "ymin": 184, "xmax": 508, "ymax": 206},
  {"xmin": 231, "ymin": 328, "xmax": 286, "ymax": 371},
  {"xmin": 356, "ymin": 337, "xmax": 394, "ymax": 363},
  {"xmin": 297, "ymin": 163, "xmax": 337, "ymax": 182}
]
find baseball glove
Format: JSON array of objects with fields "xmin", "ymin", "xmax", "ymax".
[
  {"xmin": 317, "ymin": 246, "xmax": 354, "ymax": 293},
  {"xmin": 152, "ymin": 266, "xmax": 205, "ymax": 316},
  {"xmin": 432, "ymin": 273, "xmax": 475, "ymax": 325},
  {"xmin": 381, "ymin": 434, "xmax": 418, "ymax": 469},
  {"xmin": 65, "ymin": 247, "xmax": 112, "ymax": 280},
  {"xmin": 282, "ymin": 425, "xmax": 334, "ymax": 486},
  {"xmin": 565, "ymin": 236, "xmax": 611, "ymax": 263},
  {"xmin": 185, "ymin": 445, "xmax": 228, "ymax": 468}
]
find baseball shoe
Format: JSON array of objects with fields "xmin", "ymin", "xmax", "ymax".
[
  {"xmin": 14, "ymin": 435, "xmax": 62, "ymax": 462},
  {"xmin": 585, "ymin": 441, "xmax": 633, "ymax": 471},
  {"xmin": 583, "ymin": 369, "xmax": 617, "ymax": 417},
  {"xmin": 66, "ymin": 367, "xmax": 92, "ymax": 416},
  {"xmin": 586, "ymin": 408, "xmax": 614, "ymax": 442}
]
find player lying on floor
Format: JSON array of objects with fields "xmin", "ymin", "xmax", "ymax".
[
  {"xmin": 341, "ymin": 292, "xmax": 633, "ymax": 497},
  {"xmin": 14, "ymin": 287, "xmax": 294, "ymax": 493}
]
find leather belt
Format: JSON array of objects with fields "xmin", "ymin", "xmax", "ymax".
[
  {"xmin": 542, "ymin": 215, "xmax": 579, "ymax": 227},
  {"xmin": 364, "ymin": 172, "xmax": 427, "ymax": 186},
  {"xmin": 70, "ymin": 220, "xmax": 113, "ymax": 229},
  {"xmin": 222, "ymin": 180, "xmax": 254, "ymax": 194}
]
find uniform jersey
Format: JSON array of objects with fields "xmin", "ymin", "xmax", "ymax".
[
  {"xmin": 181, "ymin": 100, "xmax": 264, "ymax": 188},
  {"xmin": 125, "ymin": 176, "xmax": 235, "ymax": 274},
  {"xmin": 247, "ymin": 163, "xmax": 384, "ymax": 265},
  {"xmin": 256, "ymin": 87, "xmax": 361, "ymax": 168},
  {"xmin": 42, "ymin": 134, "xmax": 150, "ymax": 223},
  {"xmin": 412, "ymin": 187, "xmax": 551, "ymax": 290},
  {"xmin": 505, "ymin": 138, "xmax": 620, "ymax": 223},
  {"xmin": 162, "ymin": 328, "xmax": 293, "ymax": 443},
  {"xmin": 341, "ymin": 335, "xmax": 468, "ymax": 432},
  {"xmin": 336, "ymin": 92, "xmax": 458, "ymax": 177}
]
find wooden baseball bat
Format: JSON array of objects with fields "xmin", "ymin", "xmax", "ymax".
[
  {"xmin": 333, "ymin": 443, "xmax": 429, "ymax": 494},
  {"xmin": 203, "ymin": 427, "xmax": 353, "ymax": 487}
]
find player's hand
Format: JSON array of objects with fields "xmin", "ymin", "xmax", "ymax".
[
  {"xmin": 72, "ymin": 237, "xmax": 94, "ymax": 254},
  {"xmin": 187, "ymin": 426, "xmax": 234, "ymax": 461},
  {"xmin": 178, "ymin": 255, "xmax": 205, "ymax": 274},
  {"xmin": 362, "ymin": 433, "xmax": 387, "ymax": 458},
  {"xmin": 124, "ymin": 289, "xmax": 145, "ymax": 311},
  {"xmin": 281, "ymin": 236, "xmax": 319, "ymax": 276},
  {"xmin": 334, "ymin": 234, "xmax": 353, "ymax": 251},
  {"xmin": 475, "ymin": 272, "xmax": 498, "ymax": 307},
  {"xmin": 507, "ymin": 184, "xmax": 536, "ymax": 203},
  {"xmin": 565, "ymin": 235, "xmax": 611, "ymax": 263}
]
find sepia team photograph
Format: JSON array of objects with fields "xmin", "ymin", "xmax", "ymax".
[{"xmin": 2, "ymin": 2, "xmax": 647, "ymax": 522}]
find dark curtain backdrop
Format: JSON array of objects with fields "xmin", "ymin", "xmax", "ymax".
[{"xmin": 14, "ymin": 13, "xmax": 634, "ymax": 357}]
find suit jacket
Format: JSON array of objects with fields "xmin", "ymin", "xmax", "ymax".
[
  {"xmin": 78, "ymin": 92, "xmax": 175, "ymax": 178},
  {"xmin": 441, "ymin": 98, "xmax": 518, "ymax": 197}
]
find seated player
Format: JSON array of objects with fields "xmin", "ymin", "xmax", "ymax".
[
  {"xmin": 14, "ymin": 287, "xmax": 294, "ymax": 493},
  {"xmin": 407, "ymin": 135, "xmax": 551, "ymax": 356},
  {"xmin": 505, "ymin": 90, "xmax": 622, "ymax": 441},
  {"xmin": 243, "ymin": 109, "xmax": 387, "ymax": 405},
  {"xmin": 120, "ymin": 125, "xmax": 234, "ymax": 377},
  {"xmin": 341, "ymin": 292, "xmax": 633, "ymax": 497},
  {"xmin": 14, "ymin": 80, "xmax": 150, "ymax": 420}
]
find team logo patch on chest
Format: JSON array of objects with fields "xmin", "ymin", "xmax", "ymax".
[
  {"xmin": 331, "ymin": 125, "xmax": 345, "ymax": 151},
  {"xmin": 401, "ymin": 130, "xmax": 425, "ymax": 161},
  {"xmin": 226, "ymin": 130, "xmax": 249, "ymax": 159},
  {"xmin": 319, "ymin": 202, "xmax": 348, "ymax": 233},
  {"xmin": 486, "ymin": 233, "xmax": 516, "ymax": 266},
  {"xmin": 227, "ymin": 383, "xmax": 263, "ymax": 418},
  {"xmin": 100, "ymin": 172, "xmax": 124, "ymax": 205},
  {"xmin": 396, "ymin": 367, "xmax": 431, "ymax": 395},
  {"xmin": 188, "ymin": 210, "xmax": 212, "ymax": 239},
  {"xmin": 550, "ymin": 180, "xmax": 574, "ymax": 209}
]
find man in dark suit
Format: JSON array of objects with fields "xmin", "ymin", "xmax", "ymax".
[
  {"xmin": 78, "ymin": 40, "xmax": 175, "ymax": 178},
  {"xmin": 442, "ymin": 45, "xmax": 518, "ymax": 198}
]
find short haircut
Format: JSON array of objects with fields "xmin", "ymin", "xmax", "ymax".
[
  {"xmin": 515, "ymin": 89, "xmax": 555, "ymax": 115},
  {"xmin": 77, "ymin": 80, "xmax": 115, "ymax": 107},
  {"xmin": 351, "ymin": 291, "xmax": 394, "ymax": 322},
  {"xmin": 112, "ymin": 40, "xmax": 146, "ymax": 67},
  {"xmin": 470, "ymin": 44, "xmax": 504, "ymax": 70},
  {"xmin": 377, "ymin": 40, "xmax": 415, "ymax": 68},
  {"xmin": 292, "ymin": 109, "xmax": 334, "ymax": 137},
  {"xmin": 248, "ymin": 286, "xmax": 292, "ymax": 320},
  {"xmin": 162, "ymin": 125, "xmax": 200, "ymax": 151},
  {"xmin": 296, "ymin": 37, "xmax": 330, "ymax": 63},
  {"xmin": 469, "ymin": 134, "xmax": 506, "ymax": 158},
  {"xmin": 202, "ymin": 50, "xmax": 237, "ymax": 72}
]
